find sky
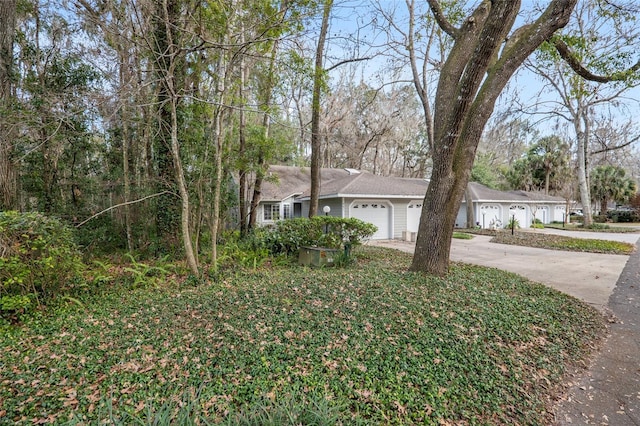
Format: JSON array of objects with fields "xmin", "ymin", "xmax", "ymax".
[{"xmin": 319, "ymin": 1, "xmax": 640, "ymax": 152}]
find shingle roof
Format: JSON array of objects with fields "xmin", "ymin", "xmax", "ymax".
[
  {"xmin": 261, "ymin": 166, "xmax": 565, "ymax": 204},
  {"xmin": 465, "ymin": 182, "xmax": 565, "ymax": 203},
  {"xmin": 260, "ymin": 165, "xmax": 351, "ymax": 201},
  {"xmin": 300, "ymin": 172, "xmax": 429, "ymax": 198},
  {"xmin": 262, "ymin": 166, "xmax": 428, "ymax": 200}
]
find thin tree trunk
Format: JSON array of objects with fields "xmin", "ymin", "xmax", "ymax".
[
  {"xmin": 576, "ymin": 115, "xmax": 593, "ymax": 226},
  {"xmin": 0, "ymin": 0, "xmax": 16, "ymax": 210},
  {"xmin": 249, "ymin": 5, "xmax": 284, "ymax": 229},
  {"xmin": 120, "ymin": 55, "xmax": 134, "ymax": 252},
  {"xmin": 169, "ymin": 94, "xmax": 198, "ymax": 275},
  {"xmin": 211, "ymin": 107, "xmax": 224, "ymax": 268},
  {"xmin": 309, "ymin": 0, "xmax": 332, "ymax": 218},
  {"xmin": 210, "ymin": 42, "xmax": 228, "ymax": 269},
  {"xmin": 238, "ymin": 21, "xmax": 248, "ymax": 237},
  {"xmin": 162, "ymin": 0, "xmax": 198, "ymax": 275},
  {"xmin": 465, "ymin": 185, "xmax": 474, "ymax": 228}
]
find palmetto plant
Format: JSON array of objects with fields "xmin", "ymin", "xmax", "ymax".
[{"xmin": 590, "ymin": 165, "xmax": 637, "ymax": 215}]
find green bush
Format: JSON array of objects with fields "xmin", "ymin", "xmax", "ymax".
[
  {"xmin": 607, "ymin": 210, "xmax": 639, "ymax": 223},
  {"xmin": 586, "ymin": 222, "xmax": 610, "ymax": 230},
  {"xmin": 592, "ymin": 214, "xmax": 608, "ymax": 223},
  {"xmin": 505, "ymin": 217, "xmax": 520, "ymax": 229},
  {"xmin": 0, "ymin": 211, "xmax": 84, "ymax": 312},
  {"xmin": 264, "ymin": 217, "xmax": 377, "ymax": 254}
]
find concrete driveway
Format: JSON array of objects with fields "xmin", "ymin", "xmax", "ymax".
[{"xmin": 373, "ymin": 229, "xmax": 638, "ymax": 311}]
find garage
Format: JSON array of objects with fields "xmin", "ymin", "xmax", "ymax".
[
  {"xmin": 509, "ymin": 204, "xmax": 528, "ymax": 228},
  {"xmin": 479, "ymin": 204, "xmax": 502, "ymax": 229},
  {"xmin": 406, "ymin": 200, "xmax": 423, "ymax": 232},
  {"xmin": 350, "ymin": 200, "xmax": 392, "ymax": 239}
]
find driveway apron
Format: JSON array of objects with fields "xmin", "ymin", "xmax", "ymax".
[{"xmin": 554, "ymin": 243, "xmax": 640, "ymax": 425}]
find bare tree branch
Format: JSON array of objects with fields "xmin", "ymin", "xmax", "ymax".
[
  {"xmin": 326, "ymin": 56, "xmax": 372, "ymax": 72},
  {"xmin": 591, "ymin": 133, "xmax": 640, "ymax": 155},
  {"xmin": 76, "ymin": 191, "xmax": 176, "ymax": 228},
  {"xmin": 553, "ymin": 38, "xmax": 640, "ymax": 83},
  {"xmin": 426, "ymin": 0, "xmax": 458, "ymax": 38}
]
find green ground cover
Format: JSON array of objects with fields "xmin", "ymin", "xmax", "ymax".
[
  {"xmin": 492, "ymin": 232, "xmax": 635, "ymax": 255},
  {"xmin": 0, "ymin": 248, "xmax": 605, "ymax": 425},
  {"xmin": 544, "ymin": 223, "xmax": 639, "ymax": 233}
]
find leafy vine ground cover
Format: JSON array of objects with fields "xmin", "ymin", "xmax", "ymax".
[
  {"xmin": 491, "ymin": 232, "xmax": 635, "ymax": 255},
  {"xmin": 0, "ymin": 248, "xmax": 605, "ymax": 425}
]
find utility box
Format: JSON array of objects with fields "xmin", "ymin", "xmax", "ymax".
[{"xmin": 298, "ymin": 246, "xmax": 339, "ymax": 267}]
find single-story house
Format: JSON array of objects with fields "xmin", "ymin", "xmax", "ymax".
[
  {"xmin": 458, "ymin": 182, "xmax": 567, "ymax": 229},
  {"xmin": 254, "ymin": 165, "xmax": 567, "ymax": 239}
]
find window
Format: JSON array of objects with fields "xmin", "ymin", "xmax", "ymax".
[
  {"xmin": 283, "ymin": 204, "xmax": 291, "ymax": 219},
  {"xmin": 263, "ymin": 203, "xmax": 280, "ymax": 221}
]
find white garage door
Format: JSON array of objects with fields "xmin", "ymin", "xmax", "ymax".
[
  {"xmin": 407, "ymin": 201, "xmax": 423, "ymax": 232},
  {"xmin": 508, "ymin": 205, "xmax": 528, "ymax": 228},
  {"xmin": 480, "ymin": 204, "xmax": 502, "ymax": 229},
  {"xmin": 350, "ymin": 201, "xmax": 391, "ymax": 239}
]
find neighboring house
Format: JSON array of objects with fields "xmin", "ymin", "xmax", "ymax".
[
  {"xmin": 254, "ymin": 166, "xmax": 567, "ymax": 239},
  {"xmin": 458, "ymin": 182, "xmax": 567, "ymax": 229}
]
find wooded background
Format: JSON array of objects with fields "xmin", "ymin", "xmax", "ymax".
[{"xmin": 1, "ymin": 0, "xmax": 639, "ymax": 273}]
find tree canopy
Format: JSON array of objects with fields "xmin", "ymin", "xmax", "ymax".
[{"xmin": 0, "ymin": 0, "xmax": 639, "ymax": 275}]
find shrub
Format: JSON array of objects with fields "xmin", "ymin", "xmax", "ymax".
[
  {"xmin": 586, "ymin": 222, "xmax": 610, "ymax": 230},
  {"xmin": 0, "ymin": 211, "xmax": 84, "ymax": 312},
  {"xmin": 607, "ymin": 210, "xmax": 640, "ymax": 223},
  {"xmin": 452, "ymin": 232, "xmax": 473, "ymax": 239},
  {"xmin": 505, "ymin": 217, "xmax": 520, "ymax": 230},
  {"xmin": 264, "ymin": 217, "xmax": 377, "ymax": 254},
  {"xmin": 592, "ymin": 214, "xmax": 608, "ymax": 223}
]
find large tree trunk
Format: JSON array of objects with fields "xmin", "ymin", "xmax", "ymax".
[
  {"xmin": 410, "ymin": 0, "xmax": 576, "ymax": 275},
  {"xmin": 0, "ymin": 0, "xmax": 17, "ymax": 210},
  {"xmin": 309, "ymin": 0, "xmax": 332, "ymax": 218}
]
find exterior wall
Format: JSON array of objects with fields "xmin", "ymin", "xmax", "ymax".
[
  {"xmin": 300, "ymin": 199, "xmax": 342, "ymax": 218},
  {"xmin": 257, "ymin": 196, "xmax": 298, "ymax": 226},
  {"xmin": 392, "ymin": 200, "xmax": 411, "ymax": 239},
  {"xmin": 462, "ymin": 202, "xmax": 565, "ymax": 229},
  {"xmin": 552, "ymin": 205, "xmax": 567, "ymax": 223},
  {"xmin": 318, "ymin": 198, "xmax": 343, "ymax": 218},
  {"xmin": 455, "ymin": 203, "xmax": 467, "ymax": 228}
]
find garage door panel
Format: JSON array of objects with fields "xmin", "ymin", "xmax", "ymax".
[
  {"xmin": 407, "ymin": 201, "xmax": 422, "ymax": 233},
  {"xmin": 509, "ymin": 205, "xmax": 528, "ymax": 228},
  {"xmin": 350, "ymin": 201, "xmax": 391, "ymax": 239}
]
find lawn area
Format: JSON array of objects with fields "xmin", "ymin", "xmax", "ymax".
[
  {"xmin": 544, "ymin": 222, "xmax": 639, "ymax": 233},
  {"xmin": 0, "ymin": 248, "xmax": 606, "ymax": 425},
  {"xmin": 492, "ymin": 231, "xmax": 635, "ymax": 255}
]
